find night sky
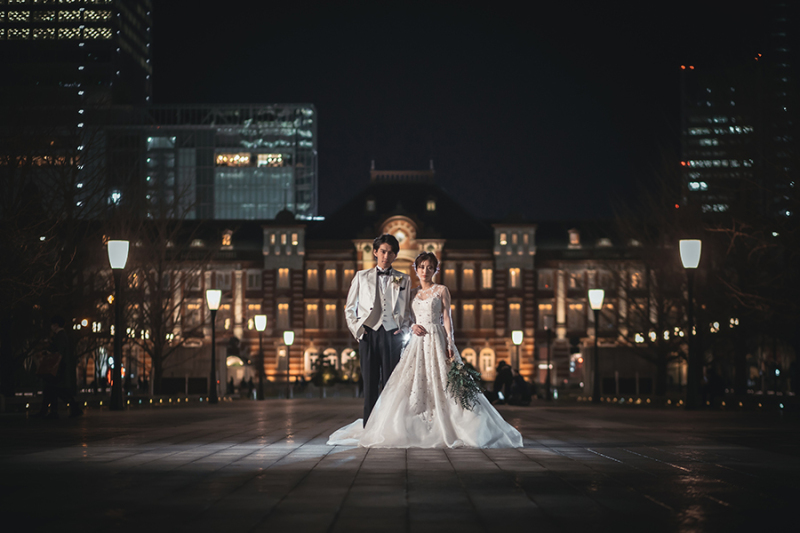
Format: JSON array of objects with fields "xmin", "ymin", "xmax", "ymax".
[{"xmin": 152, "ymin": 1, "xmax": 775, "ymax": 221}]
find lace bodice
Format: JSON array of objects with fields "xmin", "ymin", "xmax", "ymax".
[{"xmin": 412, "ymin": 291, "xmax": 444, "ymax": 328}]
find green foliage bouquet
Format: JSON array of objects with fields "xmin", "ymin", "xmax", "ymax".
[{"xmin": 446, "ymin": 361, "xmax": 483, "ymax": 411}]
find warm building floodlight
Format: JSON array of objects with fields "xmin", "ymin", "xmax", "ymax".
[
  {"xmin": 588, "ymin": 289, "xmax": 605, "ymax": 311},
  {"xmin": 107, "ymin": 240, "xmax": 130, "ymax": 269},
  {"xmin": 679, "ymin": 239, "xmax": 702, "ymax": 269},
  {"xmin": 283, "ymin": 330, "xmax": 295, "ymax": 346},
  {"xmin": 205, "ymin": 289, "xmax": 222, "ymax": 311},
  {"xmin": 511, "ymin": 330, "xmax": 524, "ymax": 346},
  {"xmin": 254, "ymin": 314, "xmax": 267, "ymax": 332}
]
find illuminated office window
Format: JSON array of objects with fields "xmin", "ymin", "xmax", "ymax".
[
  {"xmin": 8, "ymin": 11, "xmax": 30, "ymax": 22},
  {"xmin": 58, "ymin": 10, "xmax": 81, "ymax": 22},
  {"xmin": 58, "ymin": 27, "xmax": 81, "ymax": 39},
  {"xmin": 215, "ymin": 153, "xmax": 250, "ymax": 166},
  {"xmin": 257, "ymin": 154, "xmax": 283, "ymax": 167},
  {"xmin": 246, "ymin": 303, "xmax": 261, "ymax": 330},
  {"xmin": 8, "ymin": 28, "xmax": 30, "ymax": 39},
  {"xmin": 427, "ymin": 199, "xmax": 436, "ymax": 211},
  {"xmin": 84, "ymin": 10, "xmax": 111, "ymax": 21},
  {"xmin": 509, "ymin": 268, "xmax": 521, "ymax": 288},
  {"xmin": 33, "ymin": 11, "xmax": 56, "ymax": 22},
  {"xmin": 32, "ymin": 28, "xmax": 56, "ymax": 39},
  {"xmin": 221, "ymin": 233, "xmax": 232, "ymax": 247}
]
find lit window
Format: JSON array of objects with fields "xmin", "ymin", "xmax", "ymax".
[
  {"xmin": 190, "ymin": 239, "xmax": 204, "ymax": 248},
  {"xmin": 257, "ymin": 153, "xmax": 283, "ymax": 167},
  {"xmin": 630, "ymin": 271, "xmax": 643, "ymax": 289},
  {"xmin": 688, "ymin": 181, "xmax": 708, "ymax": 191},
  {"xmin": 84, "ymin": 10, "xmax": 111, "ymax": 22},
  {"xmin": 306, "ymin": 303, "xmax": 319, "ymax": 329},
  {"xmin": 246, "ymin": 303, "xmax": 262, "ymax": 329},
  {"xmin": 444, "ymin": 269, "xmax": 455, "ymax": 287},
  {"xmin": 324, "ymin": 304, "xmax": 337, "ymax": 329},
  {"xmin": 343, "ymin": 269, "xmax": 355, "ymax": 284},
  {"xmin": 523, "ymin": 233, "xmax": 529, "ymax": 245},
  {"xmin": 307, "ymin": 269, "xmax": 318, "ymax": 289},
  {"xmin": 366, "ymin": 199, "xmax": 376, "ymax": 212},
  {"xmin": 480, "ymin": 303, "xmax": 493, "ymax": 328},
  {"xmin": 427, "ymin": 199, "xmax": 436, "ymax": 211},
  {"xmin": 569, "ymin": 229, "xmax": 580, "ymax": 246},
  {"xmin": 462, "ymin": 303, "xmax": 475, "ymax": 330},
  {"xmin": 538, "ymin": 302, "xmax": 553, "ymax": 330},
  {"xmin": 277, "ymin": 303, "xmax": 289, "ymax": 329},
  {"xmin": 462, "ymin": 268, "xmax": 475, "ymax": 291},
  {"xmin": 499, "ymin": 233, "xmax": 507, "ymax": 246},
  {"xmin": 277, "ymin": 268, "xmax": 290, "ymax": 289},
  {"xmin": 291, "ymin": 233, "xmax": 298, "ymax": 246},
  {"xmin": 512, "ymin": 233, "xmax": 518, "ymax": 245},
  {"xmin": 481, "ymin": 269, "xmax": 492, "ymax": 289},
  {"xmin": 281, "ymin": 234, "xmax": 287, "ymax": 245},
  {"xmin": 8, "ymin": 11, "xmax": 30, "ymax": 22},
  {"xmin": 270, "ymin": 233, "xmax": 276, "ymax": 245},
  {"xmin": 32, "ymin": 28, "xmax": 56, "ymax": 39},
  {"xmin": 58, "ymin": 27, "xmax": 81, "ymax": 39},
  {"xmin": 59, "ymin": 10, "xmax": 81, "ymax": 22},
  {"xmin": 215, "ymin": 153, "xmax": 250, "ymax": 166},
  {"xmin": 508, "ymin": 303, "xmax": 522, "ymax": 330},
  {"xmin": 221, "ymin": 233, "xmax": 232, "ymax": 247},
  {"xmin": 509, "ymin": 268, "xmax": 521, "ymax": 288},
  {"xmin": 8, "ymin": 28, "xmax": 30, "ymax": 39},
  {"xmin": 33, "ymin": 11, "xmax": 56, "ymax": 22},
  {"xmin": 568, "ymin": 302, "xmax": 585, "ymax": 330},
  {"xmin": 325, "ymin": 269, "xmax": 337, "ymax": 291}
]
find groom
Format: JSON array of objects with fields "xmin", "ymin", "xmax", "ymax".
[{"xmin": 345, "ymin": 234, "xmax": 413, "ymax": 425}]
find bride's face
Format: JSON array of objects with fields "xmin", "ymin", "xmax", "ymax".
[{"xmin": 416, "ymin": 260, "xmax": 436, "ymax": 283}]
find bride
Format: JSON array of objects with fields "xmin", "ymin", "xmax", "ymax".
[{"xmin": 328, "ymin": 252, "xmax": 523, "ymax": 448}]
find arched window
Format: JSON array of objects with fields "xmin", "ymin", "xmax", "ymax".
[
  {"xmin": 323, "ymin": 348, "xmax": 339, "ymax": 369},
  {"xmin": 304, "ymin": 348, "xmax": 320, "ymax": 375},
  {"xmin": 461, "ymin": 348, "xmax": 477, "ymax": 367},
  {"xmin": 480, "ymin": 348, "xmax": 496, "ymax": 380}
]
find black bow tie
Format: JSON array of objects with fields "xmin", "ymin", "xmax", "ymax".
[{"xmin": 377, "ymin": 269, "xmax": 392, "ymax": 276}]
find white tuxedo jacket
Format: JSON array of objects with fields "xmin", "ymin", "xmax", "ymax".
[{"xmin": 345, "ymin": 268, "xmax": 412, "ymax": 341}]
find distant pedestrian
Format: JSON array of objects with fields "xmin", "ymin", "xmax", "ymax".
[
  {"xmin": 35, "ymin": 316, "xmax": 82, "ymax": 419},
  {"xmin": 227, "ymin": 377, "xmax": 235, "ymax": 395},
  {"xmin": 247, "ymin": 377, "xmax": 255, "ymax": 399},
  {"xmin": 493, "ymin": 361, "xmax": 513, "ymax": 403}
]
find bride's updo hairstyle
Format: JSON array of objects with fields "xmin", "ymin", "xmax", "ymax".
[{"xmin": 413, "ymin": 252, "xmax": 439, "ymax": 274}]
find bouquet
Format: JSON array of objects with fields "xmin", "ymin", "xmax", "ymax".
[{"xmin": 446, "ymin": 361, "xmax": 483, "ymax": 411}]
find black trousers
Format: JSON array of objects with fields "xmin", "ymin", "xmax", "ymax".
[{"xmin": 360, "ymin": 325, "xmax": 403, "ymax": 425}]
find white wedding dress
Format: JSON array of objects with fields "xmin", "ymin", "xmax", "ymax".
[{"xmin": 328, "ymin": 284, "xmax": 523, "ymax": 448}]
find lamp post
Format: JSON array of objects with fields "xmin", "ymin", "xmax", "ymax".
[
  {"xmin": 108, "ymin": 240, "xmax": 129, "ymax": 411},
  {"xmin": 543, "ymin": 315, "xmax": 554, "ymax": 401},
  {"xmin": 680, "ymin": 239, "xmax": 702, "ymax": 410},
  {"xmin": 588, "ymin": 289, "xmax": 605, "ymax": 404},
  {"xmin": 205, "ymin": 289, "xmax": 221, "ymax": 404},
  {"xmin": 283, "ymin": 330, "xmax": 294, "ymax": 399},
  {"xmin": 511, "ymin": 330, "xmax": 523, "ymax": 372},
  {"xmin": 254, "ymin": 315, "xmax": 267, "ymax": 400}
]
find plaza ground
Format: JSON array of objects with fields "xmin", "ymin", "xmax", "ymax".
[{"xmin": 1, "ymin": 399, "xmax": 798, "ymax": 533}]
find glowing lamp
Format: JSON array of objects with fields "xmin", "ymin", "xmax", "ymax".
[
  {"xmin": 254, "ymin": 314, "xmax": 267, "ymax": 332},
  {"xmin": 679, "ymin": 239, "xmax": 702, "ymax": 269},
  {"xmin": 588, "ymin": 289, "xmax": 605, "ymax": 311},
  {"xmin": 511, "ymin": 330, "xmax": 523, "ymax": 346},
  {"xmin": 107, "ymin": 240, "xmax": 129, "ymax": 269},
  {"xmin": 205, "ymin": 289, "xmax": 221, "ymax": 311},
  {"xmin": 283, "ymin": 330, "xmax": 295, "ymax": 346}
]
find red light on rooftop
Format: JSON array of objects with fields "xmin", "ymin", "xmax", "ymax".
[
  {"xmin": 675, "ymin": 204, "xmax": 680, "ymax": 209},
  {"xmin": 681, "ymin": 65, "xmax": 686, "ymax": 70},
  {"xmin": 680, "ymin": 161, "xmax": 686, "ymax": 166},
  {"xmin": 689, "ymin": 65, "xmax": 695, "ymax": 70}
]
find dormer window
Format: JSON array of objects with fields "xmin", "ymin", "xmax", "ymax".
[
  {"xmin": 597, "ymin": 238, "xmax": 612, "ymax": 247},
  {"xmin": 291, "ymin": 233, "xmax": 298, "ymax": 246},
  {"xmin": 190, "ymin": 239, "xmax": 204, "ymax": 248},
  {"xmin": 221, "ymin": 231, "xmax": 232, "ymax": 248},
  {"xmin": 569, "ymin": 229, "xmax": 580, "ymax": 246},
  {"xmin": 366, "ymin": 198, "xmax": 376, "ymax": 212},
  {"xmin": 499, "ymin": 233, "xmax": 507, "ymax": 246},
  {"xmin": 427, "ymin": 199, "xmax": 436, "ymax": 211}
]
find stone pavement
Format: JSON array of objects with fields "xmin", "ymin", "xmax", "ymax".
[{"xmin": 1, "ymin": 400, "xmax": 798, "ymax": 533}]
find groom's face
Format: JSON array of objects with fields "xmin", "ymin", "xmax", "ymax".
[{"xmin": 374, "ymin": 243, "xmax": 397, "ymax": 270}]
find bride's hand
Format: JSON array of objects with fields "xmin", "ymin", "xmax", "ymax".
[
  {"xmin": 446, "ymin": 347, "xmax": 454, "ymax": 361},
  {"xmin": 411, "ymin": 324, "xmax": 427, "ymax": 336}
]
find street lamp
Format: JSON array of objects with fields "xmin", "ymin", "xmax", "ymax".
[
  {"xmin": 205, "ymin": 289, "xmax": 221, "ymax": 404},
  {"xmin": 107, "ymin": 240, "xmax": 129, "ymax": 411},
  {"xmin": 283, "ymin": 330, "xmax": 295, "ymax": 399},
  {"xmin": 588, "ymin": 289, "xmax": 605, "ymax": 404},
  {"xmin": 543, "ymin": 315, "xmax": 554, "ymax": 401},
  {"xmin": 254, "ymin": 314, "xmax": 267, "ymax": 400},
  {"xmin": 511, "ymin": 330, "xmax": 523, "ymax": 372},
  {"xmin": 680, "ymin": 239, "xmax": 702, "ymax": 409}
]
